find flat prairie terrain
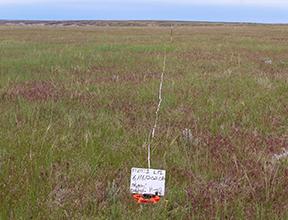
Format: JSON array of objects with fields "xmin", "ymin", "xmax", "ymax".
[{"xmin": 0, "ymin": 23, "xmax": 288, "ymax": 219}]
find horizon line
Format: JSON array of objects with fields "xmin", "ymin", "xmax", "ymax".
[{"xmin": 1, "ymin": 19, "xmax": 288, "ymax": 25}]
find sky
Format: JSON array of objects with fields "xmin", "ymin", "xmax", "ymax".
[{"xmin": 0, "ymin": 0, "xmax": 288, "ymax": 23}]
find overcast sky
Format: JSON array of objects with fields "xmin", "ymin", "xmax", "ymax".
[{"xmin": 0, "ymin": 0, "xmax": 287, "ymax": 23}]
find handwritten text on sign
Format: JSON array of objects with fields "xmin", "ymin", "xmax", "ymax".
[{"xmin": 130, "ymin": 167, "xmax": 166, "ymax": 196}]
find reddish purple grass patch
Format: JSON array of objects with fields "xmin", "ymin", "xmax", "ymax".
[{"xmin": 4, "ymin": 81, "xmax": 63, "ymax": 102}]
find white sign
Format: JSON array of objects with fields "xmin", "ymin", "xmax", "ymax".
[{"xmin": 130, "ymin": 167, "xmax": 166, "ymax": 196}]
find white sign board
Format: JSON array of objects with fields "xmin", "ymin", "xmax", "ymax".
[{"xmin": 130, "ymin": 167, "xmax": 166, "ymax": 196}]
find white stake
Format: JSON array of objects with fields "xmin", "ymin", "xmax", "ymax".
[{"xmin": 147, "ymin": 49, "xmax": 167, "ymax": 169}]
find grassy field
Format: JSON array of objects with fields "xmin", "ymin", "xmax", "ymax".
[{"xmin": 0, "ymin": 23, "xmax": 288, "ymax": 219}]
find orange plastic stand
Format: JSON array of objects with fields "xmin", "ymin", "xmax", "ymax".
[{"xmin": 133, "ymin": 194, "xmax": 161, "ymax": 204}]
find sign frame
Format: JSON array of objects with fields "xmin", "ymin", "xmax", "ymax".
[{"xmin": 130, "ymin": 167, "xmax": 166, "ymax": 196}]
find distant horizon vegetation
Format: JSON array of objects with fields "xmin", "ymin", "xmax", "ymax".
[{"xmin": 1, "ymin": 19, "xmax": 288, "ymax": 25}]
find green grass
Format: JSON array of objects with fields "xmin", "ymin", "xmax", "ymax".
[{"xmin": 0, "ymin": 24, "xmax": 288, "ymax": 219}]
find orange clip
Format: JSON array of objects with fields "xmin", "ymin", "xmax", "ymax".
[{"xmin": 132, "ymin": 194, "xmax": 161, "ymax": 204}]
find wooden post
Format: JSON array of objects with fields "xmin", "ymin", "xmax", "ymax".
[{"xmin": 170, "ymin": 25, "xmax": 173, "ymax": 43}]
